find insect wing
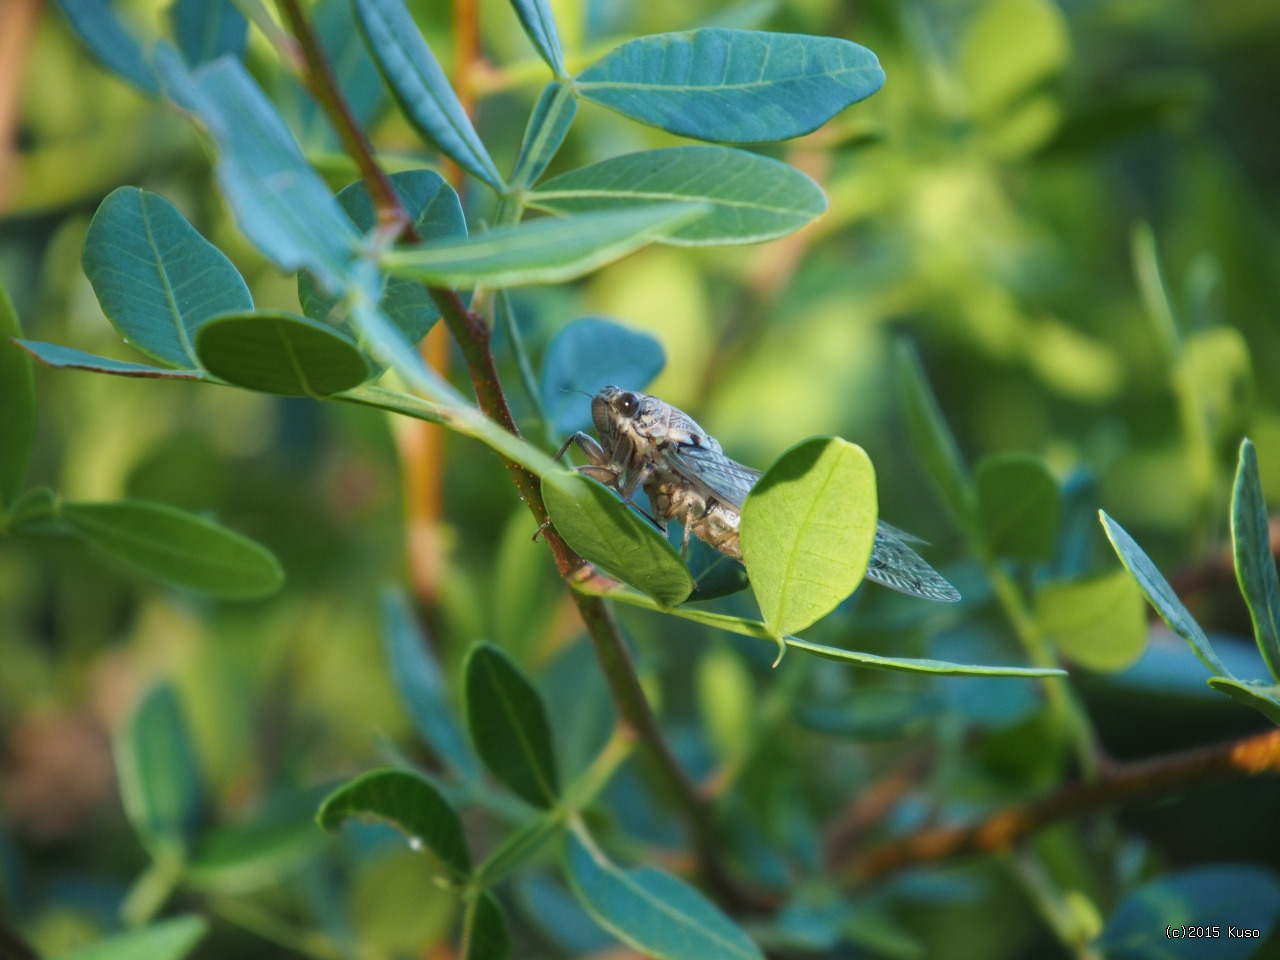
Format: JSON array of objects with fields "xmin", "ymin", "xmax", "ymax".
[
  {"xmin": 867, "ymin": 522, "xmax": 961, "ymax": 602},
  {"xmin": 662, "ymin": 443, "xmax": 761, "ymax": 508}
]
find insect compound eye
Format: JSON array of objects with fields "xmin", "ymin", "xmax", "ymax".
[{"xmin": 617, "ymin": 392, "xmax": 640, "ymax": 417}]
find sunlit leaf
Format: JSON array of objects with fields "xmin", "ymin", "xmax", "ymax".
[
  {"xmin": 509, "ymin": 0, "xmax": 565, "ymax": 74},
  {"xmin": 539, "ymin": 318, "xmax": 665, "ymax": 434},
  {"xmin": 576, "ymin": 29, "xmax": 884, "ymax": 142},
  {"xmin": 81, "ymin": 187, "xmax": 252, "ymax": 368},
  {"xmin": 171, "ymin": 0, "xmax": 247, "ymax": 64},
  {"xmin": 16, "ymin": 340, "xmax": 206, "ymax": 380},
  {"xmin": 530, "ymin": 146, "xmax": 827, "ymax": 245},
  {"xmin": 961, "ymin": 0, "xmax": 1068, "ymax": 119},
  {"xmin": 0, "ymin": 284, "xmax": 35, "ymax": 507},
  {"xmin": 508, "ymin": 82, "xmax": 577, "ymax": 190},
  {"xmin": 697, "ymin": 644, "xmax": 755, "ymax": 760},
  {"xmin": 975, "ymin": 453, "xmax": 1061, "ymax": 562},
  {"xmin": 464, "ymin": 891, "xmax": 511, "ymax": 960},
  {"xmin": 1231, "ymin": 438, "xmax": 1280, "ymax": 681},
  {"xmin": 1035, "ymin": 569, "xmax": 1147, "ymax": 672},
  {"xmin": 52, "ymin": 916, "xmax": 208, "ymax": 960},
  {"xmin": 195, "ymin": 311, "xmax": 371, "ymax": 396},
  {"xmin": 741, "ymin": 437, "xmax": 877, "ymax": 636},
  {"xmin": 464, "ymin": 642, "xmax": 560, "ymax": 809},
  {"xmin": 1206, "ymin": 677, "xmax": 1280, "ymax": 726},
  {"xmin": 317, "ymin": 767, "xmax": 471, "ymax": 878},
  {"xmin": 54, "ymin": 0, "xmax": 160, "ymax": 96}
]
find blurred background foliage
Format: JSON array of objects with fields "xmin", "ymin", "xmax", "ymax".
[{"xmin": 3, "ymin": 0, "xmax": 1280, "ymax": 957}]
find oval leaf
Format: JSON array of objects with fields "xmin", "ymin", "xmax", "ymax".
[
  {"xmin": 1035, "ymin": 569, "xmax": 1147, "ymax": 672},
  {"xmin": 741, "ymin": 437, "xmax": 877, "ymax": 636},
  {"xmin": 382, "ymin": 204, "xmax": 706, "ymax": 288},
  {"xmin": 509, "ymin": 82, "xmax": 577, "ymax": 190},
  {"xmin": 317, "ymin": 767, "xmax": 471, "ymax": 878},
  {"xmin": 975, "ymin": 452, "xmax": 1061, "ymax": 562},
  {"xmin": 354, "ymin": 0, "xmax": 505, "ymax": 191},
  {"xmin": 539, "ymin": 318, "xmax": 665, "ymax": 434},
  {"xmin": 464, "ymin": 642, "xmax": 560, "ymax": 809},
  {"xmin": 54, "ymin": 0, "xmax": 160, "ymax": 96},
  {"xmin": 82, "ymin": 187, "xmax": 252, "ymax": 368},
  {"xmin": 0, "ymin": 284, "xmax": 35, "ymax": 506},
  {"xmin": 195, "ymin": 311, "xmax": 371, "ymax": 396},
  {"xmin": 53, "ymin": 916, "xmax": 209, "ymax": 960},
  {"xmin": 510, "ymin": 0, "xmax": 566, "ymax": 75},
  {"xmin": 531, "ymin": 146, "xmax": 827, "ymax": 245},
  {"xmin": 115, "ymin": 684, "xmax": 204, "ymax": 856},
  {"xmin": 1231, "ymin": 438, "xmax": 1280, "ymax": 681},
  {"xmin": 543, "ymin": 472, "xmax": 693, "ymax": 607},
  {"xmin": 16, "ymin": 340, "xmax": 206, "ymax": 380},
  {"xmin": 563, "ymin": 831, "xmax": 764, "ymax": 960},
  {"xmin": 575, "ymin": 29, "xmax": 884, "ymax": 143},
  {"xmin": 63, "ymin": 499, "xmax": 284, "ymax": 598},
  {"xmin": 465, "ymin": 891, "xmax": 511, "ymax": 960},
  {"xmin": 171, "ymin": 0, "xmax": 247, "ymax": 64},
  {"xmin": 1206, "ymin": 677, "xmax": 1280, "ymax": 725}
]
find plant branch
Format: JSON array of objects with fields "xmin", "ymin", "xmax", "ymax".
[
  {"xmin": 276, "ymin": 1, "xmax": 761, "ymax": 913},
  {"xmin": 848, "ymin": 727, "xmax": 1280, "ymax": 882}
]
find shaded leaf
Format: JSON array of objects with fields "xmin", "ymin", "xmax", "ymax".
[
  {"xmin": 16, "ymin": 340, "xmax": 205, "ymax": 380},
  {"xmin": 186, "ymin": 809, "xmax": 324, "ymax": 893},
  {"xmin": 464, "ymin": 891, "xmax": 511, "ymax": 960},
  {"xmin": 508, "ymin": 82, "xmax": 577, "ymax": 190},
  {"xmin": 531, "ymin": 146, "xmax": 827, "ymax": 245},
  {"xmin": 82, "ymin": 187, "xmax": 252, "ymax": 368},
  {"xmin": 382, "ymin": 204, "xmax": 706, "ymax": 287},
  {"xmin": 1206, "ymin": 677, "xmax": 1280, "ymax": 726},
  {"xmin": 576, "ymin": 29, "xmax": 884, "ymax": 143},
  {"xmin": 317, "ymin": 767, "xmax": 471, "ymax": 877},
  {"xmin": 464, "ymin": 642, "xmax": 560, "ymax": 809},
  {"xmin": 543, "ymin": 472, "xmax": 693, "ymax": 607},
  {"xmin": 509, "ymin": 0, "xmax": 566, "ymax": 74},
  {"xmin": 0, "ymin": 285, "xmax": 35, "ymax": 507},
  {"xmin": 740, "ymin": 437, "xmax": 877, "ymax": 636},
  {"xmin": 54, "ymin": 0, "xmax": 160, "ymax": 96},
  {"xmin": 539, "ymin": 318, "xmax": 665, "ymax": 434},
  {"xmin": 1035, "ymin": 569, "xmax": 1147, "ymax": 672},
  {"xmin": 195, "ymin": 311, "xmax": 371, "ymax": 396},
  {"xmin": 1231, "ymin": 438, "xmax": 1280, "ymax": 681},
  {"xmin": 354, "ymin": 0, "xmax": 505, "ymax": 190},
  {"xmin": 288, "ymin": 0, "xmax": 385, "ymax": 150},
  {"xmin": 52, "ymin": 916, "xmax": 208, "ymax": 960},
  {"xmin": 975, "ymin": 452, "xmax": 1061, "ymax": 562},
  {"xmin": 63, "ymin": 499, "xmax": 284, "ymax": 598},
  {"xmin": 171, "ymin": 0, "xmax": 247, "ymax": 64}
]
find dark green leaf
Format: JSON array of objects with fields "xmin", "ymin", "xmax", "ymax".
[
  {"xmin": 288, "ymin": 0, "xmax": 386, "ymax": 151},
  {"xmin": 530, "ymin": 146, "xmax": 827, "ymax": 245},
  {"xmin": 171, "ymin": 0, "xmax": 247, "ymax": 64},
  {"xmin": 63, "ymin": 499, "xmax": 284, "ymax": 598},
  {"xmin": 1035, "ymin": 569, "xmax": 1147, "ymax": 672},
  {"xmin": 563, "ymin": 831, "xmax": 764, "ymax": 960},
  {"xmin": 1206, "ymin": 677, "xmax": 1280, "ymax": 725},
  {"xmin": 575, "ymin": 29, "xmax": 883, "ymax": 143},
  {"xmin": 464, "ymin": 891, "xmax": 511, "ymax": 960},
  {"xmin": 543, "ymin": 472, "xmax": 693, "ymax": 607},
  {"xmin": 464, "ymin": 642, "xmax": 560, "ymax": 809},
  {"xmin": 509, "ymin": 0, "xmax": 566, "ymax": 75},
  {"xmin": 354, "ymin": 0, "xmax": 505, "ymax": 190},
  {"xmin": 1231, "ymin": 438, "xmax": 1280, "ymax": 681},
  {"xmin": 0, "ymin": 285, "xmax": 35, "ymax": 507},
  {"xmin": 508, "ymin": 82, "xmax": 577, "ymax": 190},
  {"xmin": 317, "ymin": 767, "xmax": 471, "ymax": 878},
  {"xmin": 382, "ymin": 589, "xmax": 477, "ymax": 779},
  {"xmin": 195, "ymin": 311, "xmax": 371, "ymax": 396},
  {"xmin": 741, "ymin": 437, "xmax": 877, "ymax": 636},
  {"xmin": 299, "ymin": 170, "xmax": 465, "ymax": 344},
  {"xmin": 975, "ymin": 452, "xmax": 1061, "ymax": 561},
  {"xmin": 54, "ymin": 0, "xmax": 160, "ymax": 96},
  {"xmin": 187, "ymin": 808, "xmax": 324, "ymax": 893},
  {"xmin": 155, "ymin": 46, "xmax": 360, "ymax": 289},
  {"xmin": 539, "ymin": 318, "xmax": 665, "ymax": 434},
  {"xmin": 1100, "ymin": 511, "xmax": 1228, "ymax": 676},
  {"xmin": 16, "ymin": 340, "xmax": 206, "ymax": 380},
  {"xmin": 115, "ymin": 684, "xmax": 204, "ymax": 856},
  {"xmin": 684, "ymin": 536, "xmax": 750, "ymax": 602},
  {"xmin": 382, "ymin": 204, "xmax": 706, "ymax": 287},
  {"xmin": 1096, "ymin": 864, "xmax": 1280, "ymax": 960},
  {"xmin": 52, "ymin": 916, "xmax": 208, "ymax": 960},
  {"xmin": 81, "ymin": 187, "xmax": 252, "ymax": 368}
]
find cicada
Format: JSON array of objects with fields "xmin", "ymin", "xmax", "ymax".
[{"xmin": 555, "ymin": 386, "xmax": 961, "ymax": 603}]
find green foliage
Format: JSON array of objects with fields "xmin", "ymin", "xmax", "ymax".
[
  {"xmin": 51, "ymin": 916, "xmax": 208, "ymax": 960},
  {"xmin": 1035, "ymin": 569, "xmax": 1146, "ymax": 672},
  {"xmin": 0, "ymin": 284, "xmax": 34, "ymax": 507},
  {"xmin": 975, "ymin": 453, "xmax": 1061, "ymax": 562},
  {"xmin": 463, "ymin": 891, "xmax": 512, "ymax": 960},
  {"xmin": 54, "ymin": 0, "xmax": 160, "ymax": 95},
  {"xmin": 195, "ymin": 311, "xmax": 371, "ymax": 396},
  {"xmin": 539, "ymin": 318, "xmax": 665, "ymax": 434},
  {"xmin": 1232, "ymin": 439, "xmax": 1280, "ymax": 679},
  {"xmin": 170, "ymin": 0, "xmax": 246, "ymax": 65}
]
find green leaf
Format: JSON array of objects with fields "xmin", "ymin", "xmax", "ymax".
[
  {"xmin": 697, "ymin": 644, "xmax": 755, "ymax": 760},
  {"xmin": 171, "ymin": 0, "xmax": 247, "ymax": 64},
  {"xmin": 741, "ymin": 437, "xmax": 877, "ymax": 636},
  {"xmin": 894, "ymin": 341, "xmax": 977, "ymax": 537},
  {"xmin": 1099, "ymin": 511, "xmax": 1228, "ymax": 676},
  {"xmin": 155, "ymin": 46, "xmax": 360, "ymax": 289},
  {"xmin": 563, "ymin": 830, "xmax": 764, "ymax": 960},
  {"xmin": 576, "ymin": 29, "xmax": 884, "ymax": 143},
  {"xmin": 539, "ymin": 318, "xmax": 665, "ymax": 435},
  {"xmin": 0, "ymin": 285, "xmax": 35, "ymax": 507},
  {"xmin": 288, "ymin": 0, "xmax": 386, "ymax": 152},
  {"xmin": 961, "ymin": 0, "xmax": 1069, "ymax": 119},
  {"xmin": 299, "ymin": 170, "xmax": 465, "ymax": 343},
  {"xmin": 62, "ymin": 499, "xmax": 284, "ymax": 598},
  {"xmin": 81, "ymin": 187, "xmax": 252, "ymax": 368},
  {"xmin": 1096, "ymin": 864, "xmax": 1280, "ymax": 960},
  {"xmin": 382, "ymin": 204, "xmax": 706, "ymax": 288},
  {"xmin": 1035, "ymin": 569, "xmax": 1147, "ymax": 672},
  {"xmin": 1231, "ymin": 438, "xmax": 1280, "ymax": 681},
  {"xmin": 382, "ymin": 589, "xmax": 477, "ymax": 779},
  {"xmin": 1131, "ymin": 223, "xmax": 1181, "ymax": 361},
  {"xmin": 543, "ymin": 472, "xmax": 694, "ymax": 607},
  {"xmin": 115, "ymin": 684, "xmax": 204, "ymax": 855},
  {"xmin": 52, "ymin": 916, "xmax": 208, "ymax": 960},
  {"xmin": 464, "ymin": 891, "xmax": 511, "ymax": 960},
  {"xmin": 15, "ymin": 340, "xmax": 206, "ymax": 380},
  {"xmin": 509, "ymin": 0, "xmax": 566, "ymax": 75},
  {"xmin": 53, "ymin": 0, "xmax": 160, "ymax": 96},
  {"xmin": 464, "ymin": 642, "xmax": 560, "ymax": 809},
  {"xmin": 195, "ymin": 311, "xmax": 371, "ymax": 396},
  {"xmin": 975, "ymin": 453, "xmax": 1061, "ymax": 562},
  {"xmin": 186, "ymin": 809, "xmax": 324, "ymax": 893},
  {"xmin": 1206, "ymin": 677, "xmax": 1280, "ymax": 725},
  {"xmin": 317, "ymin": 767, "xmax": 471, "ymax": 878},
  {"xmin": 508, "ymin": 82, "xmax": 577, "ymax": 191},
  {"xmin": 530, "ymin": 146, "xmax": 827, "ymax": 246},
  {"xmin": 354, "ymin": 0, "xmax": 505, "ymax": 191}
]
